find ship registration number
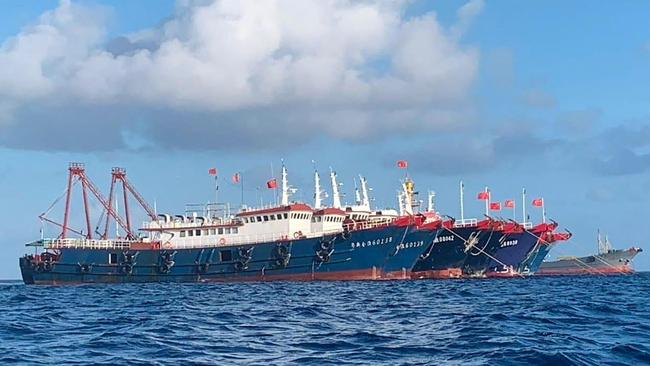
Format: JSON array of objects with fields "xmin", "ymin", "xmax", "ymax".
[{"xmin": 350, "ymin": 237, "xmax": 393, "ymax": 249}]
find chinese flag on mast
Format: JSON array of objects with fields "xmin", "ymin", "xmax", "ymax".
[
  {"xmin": 208, "ymin": 168, "xmax": 218, "ymax": 176},
  {"xmin": 267, "ymin": 178, "xmax": 278, "ymax": 189},
  {"xmin": 397, "ymin": 160, "xmax": 408, "ymax": 169},
  {"xmin": 232, "ymin": 173, "xmax": 241, "ymax": 184},
  {"xmin": 504, "ymin": 199, "xmax": 515, "ymax": 209},
  {"xmin": 490, "ymin": 202, "xmax": 501, "ymax": 211},
  {"xmin": 532, "ymin": 198, "xmax": 544, "ymax": 207},
  {"xmin": 477, "ymin": 191, "xmax": 490, "ymax": 200}
]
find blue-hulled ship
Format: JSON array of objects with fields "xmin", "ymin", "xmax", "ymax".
[
  {"xmin": 519, "ymin": 222, "xmax": 572, "ymax": 274},
  {"xmin": 485, "ymin": 222, "xmax": 541, "ymax": 278},
  {"xmin": 20, "ymin": 163, "xmax": 439, "ymax": 285},
  {"xmin": 411, "ymin": 188, "xmax": 516, "ymax": 279}
]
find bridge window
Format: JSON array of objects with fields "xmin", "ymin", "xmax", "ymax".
[
  {"xmin": 225, "ymin": 228, "xmax": 231, "ymax": 234},
  {"xmin": 218, "ymin": 228, "xmax": 224, "ymax": 235},
  {"xmin": 283, "ymin": 213, "xmax": 288, "ymax": 219},
  {"xmin": 263, "ymin": 215, "xmax": 269, "ymax": 222},
  {"xmin": 108, "ymin": 253, "xmax": 118, "ymax": 264},
  {"xmin": 257, "ymin": 216, "xmax": 262, "ymax": 222},
  {"xmin": 195, "ymin": 230, "xmax": 201, "ymax": 236},
  {"xmin": 232, "ymin": 227, "xmax": 238, "ymax": 234},
  {"xmin": 210, "ymin": 229, "xmax": 216, "ymax": 235},
  {"xmin": 180, "ymin": 231, "xmax": 186, "ymax": 237},
  {"xmin": 188, "ymin": 230, "xmax": 194, "ymax": 237}
]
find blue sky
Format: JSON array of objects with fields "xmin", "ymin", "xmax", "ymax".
[{"xmin": 1, "ymin": 0, "xmax": 649, "ymax": 279}]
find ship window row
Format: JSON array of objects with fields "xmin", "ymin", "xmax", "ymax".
[
  {"xmin": 349, "ymin": 214, "xmax": 368, "ymax": 221},
  {"xmin": 290, "ymin": 213, "xmax": 311, "ymax": 220},
  {"xmin": 312, "ymin": 216, "xmax": 344, "ymax": 223},
  {"xmin": 179, "ymin": 227, "xmax": 239, "ymax": 237},
  {"xmin": 243, "ymin": 213, "xmax": 289, "ymax": 224}
]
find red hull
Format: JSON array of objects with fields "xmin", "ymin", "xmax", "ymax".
[
  {"xmin": 537, "ymin": 266, "xmax": 635, "ymax": 276},
  {"xmin": 32, "ymin": 268, "xmax": 414, "ymax": 285},
  {"xmin": 200, "ymin": 268, "xmax": 413, "ymax": 282},
  {"xmin": 411, "ymin": 268, "xmax": 463, "ymax": 280}
]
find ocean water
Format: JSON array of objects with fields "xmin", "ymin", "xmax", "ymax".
[{"xmin": 1, "ymin": 274, "xmax": 649, "ymax": 366}]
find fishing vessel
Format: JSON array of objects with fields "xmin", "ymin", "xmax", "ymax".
[
  {"xmin": 19, "ymin": 163, "xmax": 440, "ymax": 285},
  {"xmin": 411, "ymin": 186, "xmax": 511, "ymax": 279},
  {"xmin": 485, "ymin": 221, "xmax": 573, "ymax": 278},
  {"xmin": 536, "ymin": 232, "xmax": 642, "ymax": 276},
  {"xmin": 412, "ymin": 218, "xmax": 505, "ymax": 279},
  {"xmin": 518, "ymin": 222, "xmax": 572, "ymax": 274}
]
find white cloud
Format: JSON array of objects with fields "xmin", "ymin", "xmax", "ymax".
[{"xmin": 0, "ymin": 0, "xmax": 483, "ymax": 151}]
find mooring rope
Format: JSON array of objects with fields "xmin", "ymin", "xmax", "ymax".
[{"xmin": 441, "ymin": 225, "xmax": 524, "ymax": 278}]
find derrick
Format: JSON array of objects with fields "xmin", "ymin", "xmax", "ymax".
[
  {"xmin": 39, "ymin": 163, "xmax": 155, "ymax": 241},
  {"xmin": 102, "ymin": 167, "xmax": 157, "ymax": 239}
]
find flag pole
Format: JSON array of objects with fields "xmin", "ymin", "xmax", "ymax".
[
  {"xmin": 240, "ymin": 173, "xmax": 244, "ymax": 208},
  {"xmin": 522, "ymin": 187, "xmax": 526, "ymax": 224},
  {"xmin": 214, "ymin": 175, "xmax": 219, "ymax": 206},
  {"xmin": 484, "ymin": 186, "xmax": 489, "ymax": 216},
  {"xmin": 460, "ymin": 180, "xmax": 465, "ymax": 222},
  {"xmin": 270, "ymin": 162, "xmax": 276, "ymax": 206},
  {"xmin": 542, "ymin": 199, "xmax": 547, "ymax": 223}
]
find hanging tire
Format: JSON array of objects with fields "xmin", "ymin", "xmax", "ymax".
[
  {"xmin": 79, "ymin": 264, "xmax": 91, "ymax": 274},
  {"xmin": 121, "ymin": 263, "xmax": 133, "ymax": 275},
  {"xmin": 234, "ymin": 261, "xmax": 247, "ymax": 272}
]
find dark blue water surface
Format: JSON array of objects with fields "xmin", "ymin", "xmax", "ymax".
[{"xmin": 1, "ymin": 274, "xmax": 649, "ymax": 365}]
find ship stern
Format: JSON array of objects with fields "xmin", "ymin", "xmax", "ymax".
[{"xmin": 19, "ymin": 256, "xmax": 35, "ymax": 285}]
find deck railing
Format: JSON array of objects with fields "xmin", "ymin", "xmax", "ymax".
[
  {"xmin": 40, "ymin": 238, "xmax": 135, "ymax": 250},
  {"xmin": 33, "ymin": 219, "xmax": 398, "ymax": 251},
  {"xmin": 454, "ymin": 218, "xmax": 478, "ymax": 227}
]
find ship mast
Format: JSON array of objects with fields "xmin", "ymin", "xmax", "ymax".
[
  {"xmin": 360, "ymin": 175, "xmax": 371, "ymax": 211},
  {"xmin": 397, "ymin": 190, "xmax": 405, "ymax": 216},
  {"xmin": 427, "ymin": 190, "xmax": 436, "ymax": 213},
  {"xmin": 330, "ymin": 168, "xmax": 342, "ymax": 209},
  {"xmin": 280, "ymin": 163, "xmax": 295, "ymax": 206},
  {"xmin": 354, "ymin": 178, "xmax": 362, "ymax": 206},
  {"xmin": 313, "ymin": 164, "xmax": 326, "ymax": 209},
  {"xmin": 402, "ymin": 180, "xmax": 414, "ymax": 215}
]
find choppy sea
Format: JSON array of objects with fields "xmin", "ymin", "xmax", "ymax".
[{"xmin": 1, "ymin": 273, "xmax": 649, "ymax": 365}]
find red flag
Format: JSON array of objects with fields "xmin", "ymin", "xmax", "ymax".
[
  {"xmin": 208, "ymin": 168, "xmax": 218, "ymax": 176},
  {"xmin": 397, "ymin": 160, "xmax": 408, "ymax": 169},
  {"xmin": 532, "ymin": 198, "xmax": 544, "ymax": 207},
  {"xmin": 477, "ymin": 191, "xmax": 490, "ymax": 200},
  {"xmin": 504, "ymin": 200, "xmax": 515, "ymax": 209},
  {"xmin": 490, "ymin": 202, "xmax": 501, "ymax": 211},
  {"xmin": 267, "ymin": 179, "xmax": 278, "ymax": 189},
  {"xmin": 232, "ymin": 173, "xmax": 241, "ymax": 184}
]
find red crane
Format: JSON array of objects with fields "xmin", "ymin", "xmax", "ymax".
[{"xmin": 41, "ymin": 163, "xmax": 157, "ymax": 241}]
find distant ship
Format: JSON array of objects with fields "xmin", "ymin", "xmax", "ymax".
[
  {"xmin": 536, "ymin": 231, "xmax": 642, "ymax": 276},
  {"xmin": 19, "ymin": 163, "xmax": 440, "ymax": 285}
]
